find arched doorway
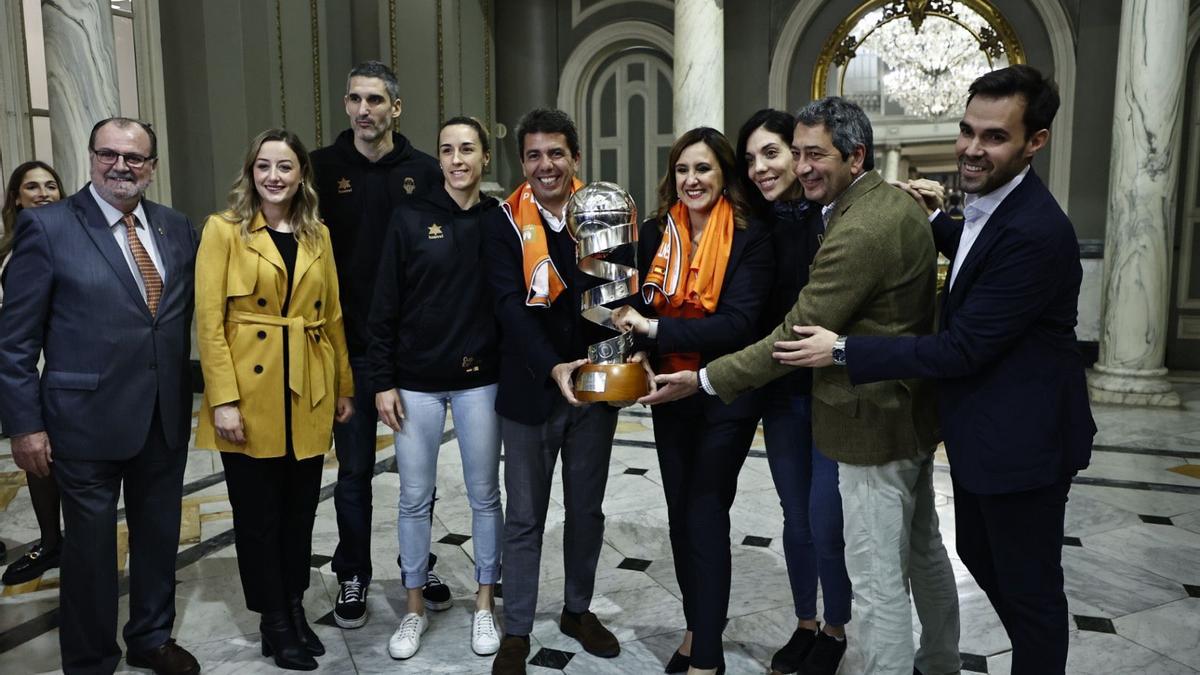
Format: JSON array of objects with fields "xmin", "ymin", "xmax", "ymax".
[{"xmin": 558, "ymin": 21, "xmax": 674, "ymax": 216}]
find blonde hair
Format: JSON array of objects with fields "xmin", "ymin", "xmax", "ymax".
[{"xmin": 223, "ymin": 129, "xmax": 323, "ymax": 247}]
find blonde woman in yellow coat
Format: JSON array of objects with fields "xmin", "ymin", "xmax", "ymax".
[{"xmin": 196, "ymin": 129, "xmax": 353, "ymax": 671}]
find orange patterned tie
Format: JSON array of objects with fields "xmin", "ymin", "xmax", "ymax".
[{"xmin": 122, "ymin": 213, "xmax": 163, "ymax": 316}]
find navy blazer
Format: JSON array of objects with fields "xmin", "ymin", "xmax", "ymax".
[
  {"xmin": 844, "ymin": 170, "xmax": 1095, "ymax": 494},
  {"xmin": 0, "ymin": 187, "xmax": 198, "ymax": 459},
  {"xmin": 634, "ymin": 216, "xmax": 774, "ymax": 421},
  {"xmin": 484, "ymin": 207, "xmax": 622, "ymax": 425}
]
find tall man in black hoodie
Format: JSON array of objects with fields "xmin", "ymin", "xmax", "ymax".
[{"xmin": 311, "ymin": 60, "xmax": 445, "ymax": 629}]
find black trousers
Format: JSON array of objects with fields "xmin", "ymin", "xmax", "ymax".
[
  {"xmin": 54, "ymin": 410, "xmax": 186, "ymax": 675},
  {"xmin": 953, "ymin": 475, "xmax": 1073, "ymax": 675},
  {"xmin": 652, "ymin": 400, "xmax": 757, "ymax": 670},
  {"xmin": 220, "ymin": 450, "xmax": 324, "ymax": 613}
]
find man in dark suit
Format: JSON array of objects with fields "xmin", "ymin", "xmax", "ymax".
[
  {"xmin": 484, "ymin": 109, "xmax": 622, "ymax": 675},
  {"xmin": 786, "ymin": 66, "xmax": 1096, "ymax": 673},
  {"xmin": 0, "ymin": 118, "xmax": 200, "ymax": 675}
]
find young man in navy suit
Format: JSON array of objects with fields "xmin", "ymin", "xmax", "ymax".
[{"xmin": 785, "ymin": 65, "xmax": 1096, "ymax": 673}]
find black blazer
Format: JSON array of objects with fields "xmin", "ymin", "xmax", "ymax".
[
  {"xmin": 844, "ymin": 170, "xmax": 1095, "ymax": 494},
  {"xmin": 484, "ymin": 208, "xmax": 620, "ymax": 425},
  {"xmin": 0, "ymin": 187, "xmax": 198, "ymax": 458},
  {"xmin": 634, "ymin": 216, "xmax": 774, "ymax": 421}
]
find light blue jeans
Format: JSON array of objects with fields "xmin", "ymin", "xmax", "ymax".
[{"xmin": 393, "ymin": 384, "xmax": 502, "ymax": 589}]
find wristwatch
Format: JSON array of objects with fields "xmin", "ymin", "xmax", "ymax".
[{"xmin": 832, "ymin": 335, "xmax": 848, "ymax": 366}]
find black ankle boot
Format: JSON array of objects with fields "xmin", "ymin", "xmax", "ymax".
[
  {"xmin": 287, "ymin": 596, "xmax": 325, "ymax": 656},
  {"xmin": 260, "ymin": 609, "xmax": 318, "ymax": 670}
]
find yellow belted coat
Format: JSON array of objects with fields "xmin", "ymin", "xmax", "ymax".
[{"xmin": 194, "ymin": 212, "xmax": 353, "ymax": 459}]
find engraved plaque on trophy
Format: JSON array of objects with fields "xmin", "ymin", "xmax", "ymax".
[{"xmin": 566, "ymin": 182, "xmax": 650, "ymax": 402}]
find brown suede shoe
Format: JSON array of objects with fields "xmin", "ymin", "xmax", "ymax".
[
  {"xmin": 559, "ymin": 609, "xmax": 620, "ymax": 658},
  {"xmin": 126, "ymin": 639, "xmax": 200, "ymax": 675},
  {"xmin": 491, "ymin": 635, "xmax": 530, "ymax": 674}
]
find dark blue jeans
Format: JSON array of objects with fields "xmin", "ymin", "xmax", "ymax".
[
  {"xmin": 761, "ymin": 393, "xmax": 852, "ymax": 626},
  {"xmin": 331, "ymin": 357, "xmax": 380, "ymax": 582}
]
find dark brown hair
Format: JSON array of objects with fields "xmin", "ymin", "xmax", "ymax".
[
  {"xmin": 2, "ymin": 161, "xmax": 64, "ymax": 259},
  {"xmin": 655, "ymin": 127, "xmax": 751, "ymax": 230}
]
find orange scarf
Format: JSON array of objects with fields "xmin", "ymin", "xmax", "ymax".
[
  {"xmin": 502, "ymin": 179, "xmax": 584, "ymax": 307},
  {"xmin": 641, "ymin": 197, "xmax": 734, "ymax": 372}
]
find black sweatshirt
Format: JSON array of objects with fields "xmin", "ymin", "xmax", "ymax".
[
  {"xmin": 761, "ymin": 198, "xmax": 824, "ymax": 397},
  {"xmin": 366, "ymin": 185, "xmax": 501, "ymax": 393},
  {"xmin": 311, "ymin": 129, "xmax": 442, "ymax": 356}
]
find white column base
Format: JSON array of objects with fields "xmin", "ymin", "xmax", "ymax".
[{"xmin": 1087, "ymin": 366, "xmax": 1181, "ymax": 408}]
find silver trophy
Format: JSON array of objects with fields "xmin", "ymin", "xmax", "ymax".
[{"xmin": 566, "ymin": 182, "xmax": 648, "ymax": 401}]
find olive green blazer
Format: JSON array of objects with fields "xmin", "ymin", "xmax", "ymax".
[{"xmin": 707, "ymin": 171, "xmax": 939, "ymax": 465}]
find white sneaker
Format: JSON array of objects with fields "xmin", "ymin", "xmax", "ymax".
[
  {"xmin": 387, "ymin": 612, "xmax": 428, "ymax": 659},
  {"xmin": 471, "ymin": 609, "xmax": 500, "ymax": 655}
]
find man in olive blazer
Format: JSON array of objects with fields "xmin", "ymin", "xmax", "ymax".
[{"xmin": 645, "ymin": 98, "xmax": 960, "ymax": 675}]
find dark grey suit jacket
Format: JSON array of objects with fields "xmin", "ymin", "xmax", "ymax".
[{"xmin": 0, "ymin": 186, "xmax": 198, "ymax": 459}]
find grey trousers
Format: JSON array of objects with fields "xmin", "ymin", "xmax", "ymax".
[
  {"xmin": 499, "ymin": 401, "xmax": 618, "ymax": 635},
  {"xmin": 839, "ymin": 450, "xmax": 962, "ymax": 675}
]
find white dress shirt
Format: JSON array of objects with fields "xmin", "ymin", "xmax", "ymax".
[
  {"xmin": 90, "ymin": 184, "xmax": 167, "ymax": 301},
  {"xmin": 529, "ymin": 194, "xmax": 568, "ymax": 300},
  {"xmin": 944, "ymin": 166, "xmax": 1028, "ymax": 291}
]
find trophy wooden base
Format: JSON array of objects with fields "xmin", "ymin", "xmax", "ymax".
[{"xmin": 574, "ymin": 362, "xmax": 649, "ymax": 402}]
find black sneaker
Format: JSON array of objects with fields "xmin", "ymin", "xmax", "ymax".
[
  {"xmin": 771, "ymin": 626, "xmax": 818, "ymax": 673},
  {"xmin": 423, "ymin": 570, "xmax": 452, "ymax": 611},
  {"xmin": 799, "ymin": 631, "xmax": 847, "ymax": 675},
  {"xmin": 334, "ymin": 575, "xmax": 368, "ymax": 628}
]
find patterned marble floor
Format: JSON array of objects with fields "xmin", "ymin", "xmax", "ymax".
[{"xmin": 2, "ymin": 380, "xmax": 1200, "ymax": 674}]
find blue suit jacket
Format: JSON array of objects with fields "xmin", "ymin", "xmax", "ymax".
[
  {"xmin": 0, "ymin": 187, "xmax": 198, "ymax": 459},
  {"xmin": 845, "ymin": 170, "xmax": 1095, "ymax": 494}
]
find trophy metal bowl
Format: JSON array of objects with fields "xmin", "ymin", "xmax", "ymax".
[{"xmin": 566, "ymin": 182, "xmax": 649, "ymax": 402}]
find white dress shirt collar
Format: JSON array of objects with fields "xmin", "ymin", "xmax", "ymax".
[
  {"xmin": 947, "ymin": 166, "xmax": 1030, "ymax": 290},
  {"xmin": 532, "ymin": 193, "xmax": 568, "ymax": 233},
  {"xmin": 89, "ymin": 183, "xmax": 149, "ymax": 230},
  {"xmin": 961, "ymin": 165, "xmax": 1029, "ymax": 223}
]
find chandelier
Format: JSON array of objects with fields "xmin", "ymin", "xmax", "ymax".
[
  {"xmin": 815, "ymin": 0, "xmax": 1023, "ymax": 120},
  {"xmin": 869, "ymin": 14, "xmax": 1001, "ymax": 118}
]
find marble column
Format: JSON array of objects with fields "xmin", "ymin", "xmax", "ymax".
[
  {"xmin": 495, "ymin": 0, "xmax": 557, "ymax": 188},
  {"xmin": 674, "ymin": 0, "xmax": 724, "ymax": 133},
  {"xmin": 1089, "ymin": 0, "xmax": 1186, "ymax": 407},
  {"xmin": 43, "ymin": 0, "xmax": 120, "ymax": 193},
  {"xmin": 882, "ymin": 145, "xmax": 902, "ymax": 182}
]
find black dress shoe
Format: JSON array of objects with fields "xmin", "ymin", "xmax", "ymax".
[
  {"xmin": 772, "ymin": 627, "xmax": 818, "ymax": 673},
  {"xmin": 261, "ymin": 609, "xmax": 318, "ymax": 670},
  {"xmin": 1, "ymin": 543, "xmax": 60, "ymax": 585},
  {"xmin": 492, "ymin": 635, "xmax": 530, "ymax": 675},
  {"xmin": 664, "ymin": 649, "xmax": 689, "ymax": 673},
  {"xmin": 126, "ymin": 639, "xmax": 200, "ymax": 675},
  {"xmin": 559, "ymin": 609, "xmax": 620, "ymax": 658},
  {"xmin": 287, "ymin": 595, "xmax": 325, "ymax": 656}
]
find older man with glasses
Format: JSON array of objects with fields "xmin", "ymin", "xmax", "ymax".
[{"xmin": 0, "ymin": 117, "xmax": 201, "ymax": 675}]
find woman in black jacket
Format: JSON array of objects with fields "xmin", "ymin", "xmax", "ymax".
[
  {"xmin": 366, "ymin": 117, "xmax": 502, "ymax": 661},
  {"xmin": 613, "ymin": 127, "xmax": 773, "ymax": 675},
  {"xmin": 734, "ymin": 109, "xmax": 850, "ymax": 675}
]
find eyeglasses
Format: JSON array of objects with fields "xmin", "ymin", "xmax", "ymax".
[{"xmin": 91, "ymin": 148, "xmax": 155, "ymax": 169}]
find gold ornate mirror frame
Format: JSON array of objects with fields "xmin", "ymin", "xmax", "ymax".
[{"xmin": 811, "ymin": 0, "xmax": 1026, "ymax": 101}]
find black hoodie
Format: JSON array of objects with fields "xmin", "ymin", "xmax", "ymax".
[
  {"xmin": 311, "ymin": 129, "xmax": 442, "ymax": 355},
  {"xmin": 365, "ymin": 185, "xmax": 501, "ymax": 393}
]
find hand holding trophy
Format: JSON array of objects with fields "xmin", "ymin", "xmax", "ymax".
[{"xmin": 566, "ymin": 182, "xmax": 651, "ymax": 402}]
